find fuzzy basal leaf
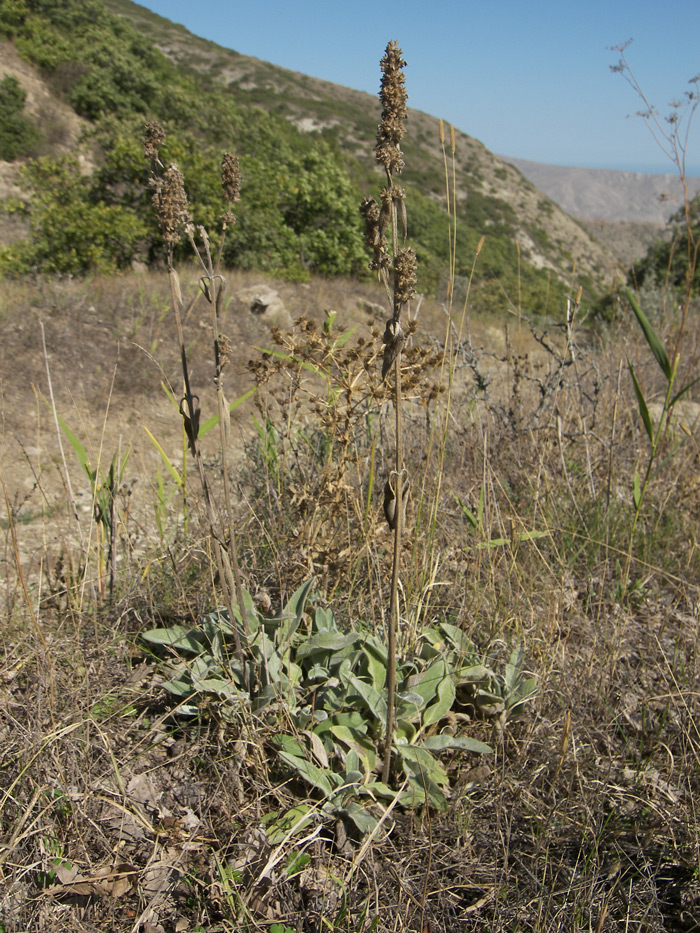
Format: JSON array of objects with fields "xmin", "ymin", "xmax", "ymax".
[
  {"xmin": 263, "ymin": 805, "xmax": 313, "ymax": 845},
  {"xmin": 192, "ymin": 677, "xmax": 240, "ymax": 698},
  {"xmin": 161, "ymin": 677, "xmax": 194, "ymax": 698},
  {"xmin": 342, "ymin": 800, "xmax": 379, "ymax": 834},
  {"xmin": 278, "ymin": 750, "xmax": 337, "ymax": 798},
  {"xmin": 330, "ymin": 725, "xmax": 376, "ymax": 774},
  {"xmin": 422, "ymin": 673, "xmax": 456, "ymax": 726},
  {"xmin": 397, "ymin": 746, "xmax": 449, "ymax": 810},
  {"xmin": 456, "ymin": 664, "xmax": 491, "ymax": 684},
  {"xmin": 406, "ymin": 657, "xmax": 448, "ymax": 706},
  {"xmin": 313, "ymin": 606, "xmax": 339, "ymax": 633},
  {"xmin": 295, "ymin": 632, "xmax": 359, "ymax": 660},
  {"xmin": 284, "ymin": 578, "xmax": 316, "ymax": 623},
  {"xmin": 361, "ymin": 635, "xmax": 388, "ymax": 689},
  {"xmin": 142, "ymin": 626, "xmax": 202, "ymax": 653},
  {"xmin": 396, "ymin": 690, "xmax": 425, "ymax": 719},
  {"xmin": 274, "ymin": 734, "xmax": 307, "ymax": 758},
  {"xmin": 421, "ymin": 735, "xmax": 493, "ymax": 755}
]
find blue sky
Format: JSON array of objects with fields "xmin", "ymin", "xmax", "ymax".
[{"xmin": 138, "ymin": 0, "xmax": 700, "ymax": 176}]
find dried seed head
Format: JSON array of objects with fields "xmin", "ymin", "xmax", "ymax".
[
  {"xmin": 360, "ymin": 196, "xmax": 390, "ymax": 274},
  {"xmin": 151, "ymin": 163, "xmax": 191, "ymax": 247},
  {"xmin": 143, "ymin": 121, "xmax": 165, "ymax": 161},
  {"xmin": 221, "ymin": 152, "xmax": 241, "ymax": 203},
  {"xmin": 221, "ymin": 152, "xmax": 241, "ymax": 228},
  {"xmin": 374, "ymin": 41, "xmax": 408, "ymax": 176},
  {"xmin": 394, "ymin": 246, "xmax": 417, "ymax": 307}
]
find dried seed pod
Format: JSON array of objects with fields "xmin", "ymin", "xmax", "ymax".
[
  {"xmin": 398, "ymin": 193, "xmax": 408, "ymax": 243},
  {"xmin": 382, "ymin": 319, "xmax": 404, "ymax": 380},
  {"xmin": 179, "ymin": 393, "xmax": 201, "ymax": 455},
  {"xmin": 383, "ymin": 469, "xmax": 410, "ymax": 530}
]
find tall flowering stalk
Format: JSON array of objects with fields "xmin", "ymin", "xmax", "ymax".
[
  {"xmin": 361, "ymin": 43, "xmax": 417, "ymax": 782},
  {"xmin": 145, "ymin": 122, "xmax": 250, "ymax": 685}
]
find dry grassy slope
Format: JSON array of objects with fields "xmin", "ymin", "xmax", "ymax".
[
  {"xmin": 103, "ymin": 0, "xmax": 623, "ymax": 293},
  {"xmin": 0, "ymin": 44, "xmax": 90, "ymax": 197},
  {"xmin": 579, "ymin": 219, "xmax": 670, "ymax": 270},
  {"xmin": 0, "ymin": 43, "xmax": 94, "ymax": 244}
]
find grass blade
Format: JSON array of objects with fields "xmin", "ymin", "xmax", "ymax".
[
  {"xmin": 628, "ymin": 362, "xmax": 653, "ymax": 441},
  {"xmin": 624, "ymin": 287, "xmax": 671, "ymax": 379}
]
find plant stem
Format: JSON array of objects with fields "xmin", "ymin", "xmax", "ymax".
[
  {"xmin": 211, "ymin": 275, "xmax": 251, "ymax": 646},
  {"xmin": 167, "ymin": 268, "xmax": 248, "ymax": 681},
  {"xmin": 382, "ymin": 350, "xmax": 403, "ymax": 783}
]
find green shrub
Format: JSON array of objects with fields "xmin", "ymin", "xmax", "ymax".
[
  {"xmin": 631, "ymin": 193, "xmax": 700, "ymax": 296},
  {"xmin": 0, "ymin": 155, "xmax": 147, "ymax": 275},
  {"xmin": 0, "ymin": 75, "xmax": 42, "ymax": 160}
]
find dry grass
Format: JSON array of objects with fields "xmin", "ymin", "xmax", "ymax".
[
  {"xmin": 1, "ymin": 256, "xmax": 699, "ymax": 932},
  {"xmin": 2, "ymin": 42, "xmax": 700, "ymax": 933}
]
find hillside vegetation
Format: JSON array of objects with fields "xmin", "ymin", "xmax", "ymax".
[{"xmin": 0, "ymin": 0, "xmax": 621, "ymax": 314}]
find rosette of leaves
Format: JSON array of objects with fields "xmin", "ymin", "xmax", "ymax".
[
  {"xmin": 142, "ymin": 583, "xmax": 536, "ymax": 837},
  {"xmin": 141, "ymin": 580, "xmax": 317, "ymax": 716}
]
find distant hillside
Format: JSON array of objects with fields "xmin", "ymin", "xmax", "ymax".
[{"xmin": 501, "ymin": 156, "xmax": 700, "ymax": 224}]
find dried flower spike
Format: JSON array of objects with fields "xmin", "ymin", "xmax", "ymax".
[
  {"xmin": 394, "ymin": 246, "xmax": 417, "ymax": 307},
  {"xmin": 375, "ymin": 41, "xmax": 408, "ymax": 176},
  {"xmin": 143, "ymin": 120, "xmax": 165, "ymax": 161},
  {"xmin": 221, "ymin": 152, "xmax": 241, "ymax": 203},
  {"xmin": 151, "ymin": 164, "xmax": 192, "ymax": 248}
]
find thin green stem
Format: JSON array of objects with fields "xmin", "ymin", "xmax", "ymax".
[{"xmin": 622, "ymin": 359, "xmax": 678, "ymax": 595}]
